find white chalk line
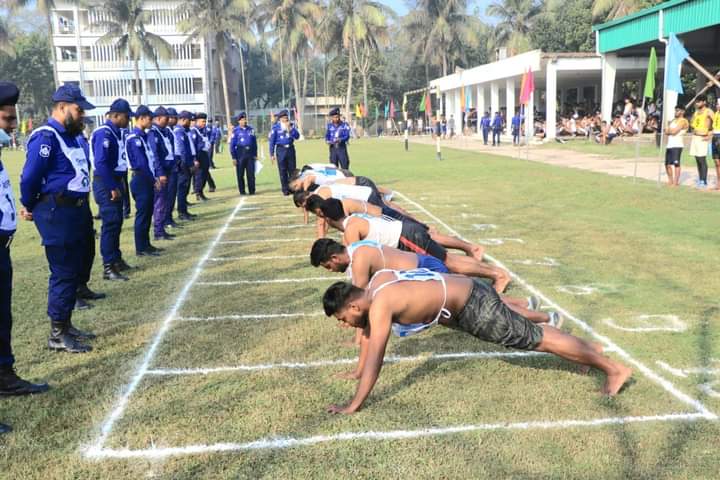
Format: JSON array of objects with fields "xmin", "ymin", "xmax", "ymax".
[
  {"xmin": 394, "ymin": 191, "xmax": 717, "ymax": 419},
  {"xmin": 83, "ymin": 197, "xmax": 248, "ymax": 457},
  {"xmin": 227, "ymin": 224, "xmax": 309, "ymax": 230},
  {"xmin": 234, "ymin": 213, "xmax": 304, "ymax": 220},
  {"xmin": 196, "ymin": 276, "xmax": 337, "ymax": 286},
  {"xmin": 219, "ymin": 238, "xmax": 316, "ymax": 245},
  {"xmin": 145, "ymin": 351, "xmax": 549, "ymax": 376},
  {"xmin": 209, "ymin": 255, "xmax": 307, "ymax": 261},
  {"xmin": 656, "ymin": 361, "xmax": 720, "ymax": 378},
  {"xmin": 85, "ymin": 412, "xmax": 710, "ymax": 459},
  {"xmin": 177, "ymin": 312, "xmax": 322, "ymax": 322},
  {"xmin": 603, "ymin": 315, "xmax": 687, "ymax": 333}
]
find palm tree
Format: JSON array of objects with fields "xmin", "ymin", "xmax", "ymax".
[
  {"xmin": 591, "ymin": 0, "xmax": 659, "ymax": 21},
  {"xmin": 0, "ymin": 16, "xmax": 12, "ymax": 55},
  {"xmin": 90, "ymin": 0, "xmax": 172, "ymax": 105},
  {"xmin": 178, "ymin": 0, "xmax": 254, "ymax": 126},
  {"xmin": 259, "ymin": 0, "xmax": 323, "ymax": 131},
  {"xmin": 486, "ymin": 0, "xmax": 542, "ymax": 54}
]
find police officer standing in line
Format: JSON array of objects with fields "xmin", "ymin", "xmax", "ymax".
[
  {"xmin": 269, "ymin": 109, "xmax": 300, "ymax": 195},
  {"xmin": 230, "ymin": 112, "xmax": 257, "ymax": 195},
  {"xmin": 325, "ymin": 107, "xmax": 351, "ymax": 169},
  {"xmin": 119, "ymin": 126, "xmax": 131, "ymax": 220},
  {"xmin": 147, "ymin": 106, "xmax": 175, "ymax": 241},
  {"xmin": 190, "ymin": 113, "xmax": 212, "ymax": 201},
  {"xmin": 163, "ymin": 107, "xmax": 181, "ymax": 229},
  {"xmin": 174, "ymin": 111, "xmax": 197, "ymax": 221},
  {"xmin": 480, "ymin": 111, "xmax": 491, "ymax": 145},
  {"xmin": 19, "ymin": 84, "xmax": 97, "ymax": 353},
  {"xmin": 0, "ymin": 82, "xmax": 49, "ymax": 435},
  {"xmin": 90, "ymin": 99, "xmax": 133, "ymax": 282},
  {"xmin": 209, "ymin": 119, "xmax": 221, "ymax": 168},
  {"xmin": 125, "ymin": 105, "xmax": 164, "ymax": 257}
]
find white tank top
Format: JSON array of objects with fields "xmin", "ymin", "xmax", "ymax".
[
  {"xmin": 327, "ymin": 184, "xmax": 371, "ymax": 202},
  {"xmin": 0, "ymin": 159, "xmax": 17, "ymax": 232},
  {"xmin": 346, "ymin": 240, "xmax": 384, "ymax": 279},
  {"xmin": 30, "ymin": 126, "xmax": 90, "ymax": 193},
  {"xmin": 667, "ymin": 119, "xmax": 688, "ymax": 149},
  {"xmin": 343, "ymin": 213, "xmax": 402, "ymax": 248},
  {"xmin": 368, "ymin": 268, "xmax": 451, "ymax": 338}
]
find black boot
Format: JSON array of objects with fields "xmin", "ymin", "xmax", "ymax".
[
  {"xmin": 74, "ymin": 298, "xmax": 93, "ymax": 311},
  {"xmin": 0, "ymin": 366, "xmax": 49, "ymax": 396},
  {"xmin": 114, "ymin": 258, "xmax": 135, "ymax": 272},
  {"xmin": 67, "ymin": 322, "xmax": 96, "ymax": 340},
  {"xmin": 48, "ymin": 322, "xmax": 92, "ymax": 353},
  {"xmin": 103, "ymin": 263, "xmax": 128, "ymax": 281},
  {"xmin": 77, "ymin": 284, "xmax": 106, "ymax": 300},
  {"xmin": 0, "ymin": 423, "xmax": 10, "ymax": 434}
]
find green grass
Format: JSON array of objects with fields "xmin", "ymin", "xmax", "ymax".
[{"xmin": 1, "ymin": 139, "xmax": 720, "ymax": 478}]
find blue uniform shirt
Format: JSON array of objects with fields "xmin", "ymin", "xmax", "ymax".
[
  {"xmin": 125, "ymin": 127, "xmax": 156, "ymax": 179},
  {"xmin": 173, "ymin": 126, "xmax": 194, "ymax": 168},
  {"xmin": 147, "ymin": 124, "xmax": 173, "ymax": 175},
  {"xmin": 230, "ymin": 125, "xmax": 257, "ymax": 159},
  {"xmin": 210, "ymin": 126, "xmax": 222, "ymax": 144},
  {"xmin": 268, "ymin": 121, "xmax": 300, "ymax": 156},
  {"xmin": 492, "ymin": 115, "xmax": 503, "ymax": 131},
  {"xmin": 21, "ymin": 118, "xmax": 90, "ymax": 211},
  {"xmin": 511, "ymin": 115, "xmax": 522, "ymax": 129},
  {"xmin": 190, "ymin": 126, "xmax": 211, "ymax": 159},
  {"xmin": 91, "ymin": 120, "xmax": 123, "ymax": 190},
  {"xmin": 325, "ymin": 121, "xmax": 351, "ymax": 146},
  {"xmin": 481, "ymin": 115, "xmax": 491, "ymax": 130}
]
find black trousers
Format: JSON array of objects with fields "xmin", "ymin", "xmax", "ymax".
[{"xmin": 0, "ymin": 244, "xmax": 13, "ymax": 367}]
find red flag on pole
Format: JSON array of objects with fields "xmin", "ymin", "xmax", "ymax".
[
  {"xmin": 520, "ymin": 68, "xmax": 535, "ymax": 105},
  {"xmin": 425, "ymin": 92, "xmax": 432, "ymax": 117}
]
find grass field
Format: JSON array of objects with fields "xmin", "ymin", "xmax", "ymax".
[{"xmin": 1, "ymin": 138, "xmax": 719, "ymax": 478}]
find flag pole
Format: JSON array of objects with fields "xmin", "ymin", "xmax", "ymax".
[{"xmin": 657, "ymin": 38, "xmax": 669, "ymax": 187}]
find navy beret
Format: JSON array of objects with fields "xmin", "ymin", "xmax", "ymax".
[
  {"xmin": 329, "ymin": 107, "xmax": 340, "ymax": 116},
  {"xmin": 166, "ymin": 107, "xmax": 178, "ymax": 117},
  {"xmin": 195, "ymin": 112, "xmax": 207, "ymax": 120},
  {"xmin": 135, "ymin": 105, "xmax": 154, "ymax": 118},
  {"xmin": 178, "ymin": 110, "xmax": 193, "ymax": 120},
  {"xmin": 107, "ymin": 98, "xmax": 134, "ymax": 116},
  {"xmin": 276, "ymin": 109, "xmax": 289, "ymax": 118},
  {"xmin": 0, "ymin": 82, "xmax": 20, "ymax": 107},
  {"xmin": 154, "ymin": 106, "xmax": 169, "ymax": 117}
]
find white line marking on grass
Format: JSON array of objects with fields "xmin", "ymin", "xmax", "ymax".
[
  {"xmin": 83, "ymin": 197, "xmax": 248, "ymax": 458},
  {"xmin": 234, "ymin": 214, "xmax": 304, "ymax": 220},
  {"xmin": 394, "ymin": 191, "xmax": 717, "ymax": 419},
  {"xmin": 604, "ymin": 315, "xmax": 687, "ymax": 333},
  {"xmin": 237, "ymin": 206, "xmax": 261, "ymax": 211},
  {"xmin": 219, "ymin": 238, "xmax": 316, "ymax": 244},
  {"xmin": 145, "ymin": 351, "xmax": 548, "ymax": 376},
  {"xmin": 209, "ymin": 255, "xmax": 307, "ymax": 261},
  {"xmin": 177, "ymin": 312, "xmax": 322, "ymax": 322},
  {"xmin": 477, "ymin": 238, "xmax": 525, "ymax": 246},
  {"xmin": 461, "ymin": 212, "xmax": 487, "ymax": 219},
  {"xmin": 196, "ymin": 277, "xmax": 337, "ymax": 286},
  {"xmin": 699, "ymin": 381, "xmax": 720, "ymax": 398},
  {"xmin": 510, "ymin": 258, "xmax": 560, "ymax": 267},
  {"xmin": 657, "ymin": 361, "xmax": 720, "ymax": 378},
  {"xmin": 85, "ymin": 412, "xmax": 710, "ymax": 459},
  {"xmin": 227, "ymin": 224, "xmax": 309, "ymax": 230},
  {"xmin": 472, "ymin": 224, "xmax": 497, "ymax": 231}
]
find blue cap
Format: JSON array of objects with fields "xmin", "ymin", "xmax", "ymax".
[
  {"xmin": 329, "ymin": 107, "xmax": 340, "ymax": 116},
  {"xmin": 107, "ymin": 98, "xmax": 134, "ymax": 117},
  {"xmin": 237, "ymin": 111, "xmax": 246, "ymax": 120},
  {"xmin": 276, "ymin": 109, "xmax": 289, "ymax": 118},
  {"xmin": 154, "ymin": 106, "xmax": 169, "ymax": 117},
  {"xmin": 195, "ymin": 112, "xmax": 207, "ymax": 120},
  {"xmin": 166, "ymin": 107, "xmax": 178, "ymax": 117},
  {"xmin": 178, "ymin": 110, "xmax": 193, "ymax": 120},
  {"xmin": 52, "ymin": 83, "xmax": 95, "ymax": 110},
  {"xmin": 0, "ymin": 82, "xmax": 20, "ymax": 107},
  {"xmin": 135, "ymin": 105, "xmax": 154, "ymax": 118}
]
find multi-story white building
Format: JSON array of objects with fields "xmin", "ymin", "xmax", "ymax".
[{"xmin": 50, "ymin": 0, "xmax": 241, "ymax": 125}]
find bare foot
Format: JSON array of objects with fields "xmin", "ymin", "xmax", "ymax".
[
  {"xmin": 493, "ymin": 270, "xmax": 511, "ymax": 293},
  {"xmin": 334, "ymin": 370, "xmax": 360, "ymax": 380},
  {"xmin": 579, "ymin": 342, "xmax": 605, "ymax": 374},
  {"xmin": 603, "ymin": 364, "xmax": 633, "ymax": 396},
  {"xmin": 470, "ymin": 244, "xmax": 485, "ymax": 261}
]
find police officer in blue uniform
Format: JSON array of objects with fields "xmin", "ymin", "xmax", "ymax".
[
  {"xmin": 230, "ymin": 112, "xmax": 257, "ymax": 195},
  {"xmin": 20, "ymin": 84, "xmax": 97, "ymax": 353},
  {"xmin": 90, "ymin": 98, "xmax": 133, "ymax": 282},
  {"xmin": 480, "ymin": 111, "xmax": 491, "ymax": 145},
  {"xmin": 325, "ymin": 107, "xmax": 351, "ymax": 169},
  {"xmin": 147, "ymin": 106, "xmax": 174, "ymax": 241},
  {"xmin": 174, "ymin": 111, "xmax": 197, "ymax": 221},
  {"xmin": 190, "ymin": 113, "xmax": 212, "ymax": 201},
  {"xmin": 125, "ymin": 105, "xmax": 163, "ymax": 257},
  {"xmin": 209, "ymin": 120, "xmax": 221, "ymax": 168},
  {"xmin": 269, "ymin": 109, "xmax": 300, "ymax": 195},
  {"xmin": 163, "ymin": 107, "xmax": 181, "ymax": 229},
  {"xmin": 492, "ymin": 111, "xmax": 503, "ymax": 146},
  {"xmin": 0, "ymin": 82, "xmax": 49, "ymax": 435}
]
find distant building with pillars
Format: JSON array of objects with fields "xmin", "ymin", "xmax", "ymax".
[{"xmin": 50, "ymin": 0, "xmax": 241, "ymax": 124}]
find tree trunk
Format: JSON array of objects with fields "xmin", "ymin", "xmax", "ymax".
[
  {"xmin": 345, "ymin": 45, "xmax": 353, "ymax": 121},
  {"xmin": 46, "ymin": 13, "xmax": 60, "ymax": 88},
  {"xmin": 218, "ymin": 44, "xmax": 232, "ymax": 128},
  {"xmin": 239, "ymin": 43, "xmax": 249, "ymax": 111},
  {"xmin": 289, "ymin": 52, "xmax": 302, "ymax": 132},
  {"xmin": 133, "ymin": 58, "xmax": 142, "ymax": 105}
]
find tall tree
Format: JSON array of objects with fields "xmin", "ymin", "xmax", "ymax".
[
  {"xmin": 591, "ymin": 0, "xmax": 660, "ymax": 21},
  {"xmin": 486, "ymin": 0, "xmax": 542, "ymax": 54},
  {"xmin": 0, "ymin": 16, "xmax": 12, "ymax": 55},
  {"xmin": 90, "ymin": 0, "xmax": 172, "ymax": 105},
  {"xmin": 178, "ymin": 0, "xmax": 253, "ymax": 125},
  {"xmin": 530, "ymin": 0, "xmax": 595, "ymax": 53}
]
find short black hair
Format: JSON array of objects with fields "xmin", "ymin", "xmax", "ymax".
[
  {"xmin": 310, "ymin": 238, "xmax": 345, "ymax": 267},
  {"xmin": 323, "ymin": 281, "xmax": 363, "ymax": 316},
  {"xmin": 301, "ymin": 165, "xmax": 313, "ymax": 172},
  {"xmin": 696, "ymin": 94, "xmax": 707, "ymax": 103},
  {"xmin": 293, "ymin": 190, "xmax": 310, "ymax": 208},
  {"xmin": 320, "ymin": 198, "xmax": 345, "ymax": 221},
  {"xmin": 305, "ymin": 194, "xmax": 325, "ymax": 213},
  {"xmin": 288, "ymin": 170, "xmax": 302, "ymax": 186}
]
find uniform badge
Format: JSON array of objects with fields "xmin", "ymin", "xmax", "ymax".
[
  {"xmin": 39, "ymin": 144, "xmax": 51, "ymax": 158},
  {"xmin": 135, "ymin": 139, "xmax": 142, "ymax": 147},
  {"xmin": 103, "ymin": 139, "xmax": 110, "ymax": 148}
]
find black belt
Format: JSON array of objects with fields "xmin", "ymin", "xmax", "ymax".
[
  {"xmin": 0, "ymin": 234, "xmax": 12, "ymax": 249},
  {"xmin": 38, "ymin": 193, "xmax": 86, "ymax": 207}
]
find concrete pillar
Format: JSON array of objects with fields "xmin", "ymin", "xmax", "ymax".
[
  {"xmin": 601, "ymin": 53, "xmax": 618, "ymax": 122},
  {"xmin": 525, "ymin": 90, "xmax": 535, "ymax": 144},
  {"xmin": 454, "ymin": 88, "xmax": 462, "ymax": 134},
  {"xmin": 505, "ymin": 77, "xmax": 516, "ymax": 135},
  {"xmin": 546, "ymin": 60, "xmax": 557, "ymax": 140},
  {"xmin": 490, "ymin": 81, "xmax": 500, "ymax": 118},
  {"xmin": 476, "ymin": 84, "xmax": 485, "ymax": 133}
]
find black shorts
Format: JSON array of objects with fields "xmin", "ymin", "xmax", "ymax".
[
  {"xmin": 398, "ymin": 220, "xmax": 447, "ymax": 261},
  {"xmin": 713, "ymin": 135, "xmax": 720, "ymax": 160},
  {"xmin": 665, "ymin": 148, "xmax": 682, "ymax": 166},
  {"xmin": 449, "ymin": 278, "xmax": 544, "ymax": 350},
  {"xmin": 355, "ymin": 176, "xmax": 383, "ymax": 206},
  {"xmin": 381, "ymin": 205, "xmax": 428, "ymax": 229}
]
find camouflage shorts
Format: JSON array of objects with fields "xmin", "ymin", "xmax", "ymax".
[{"xmin": 450, "ymin": 279, "xmax": 543, "ymax": 350}]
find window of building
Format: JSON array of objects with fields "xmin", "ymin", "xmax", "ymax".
[
  {"xmin": 59, "ymin": 46, "xmax": 77, "ymax": 61},
  {"xmin": 83, "ymin": 81, "xmax": 95, "ymax": 97},
  {"xmin": 55, "ymin": 12, "xmax": 75, "ymax": 34},
  {"xmin": 190, "ymin": 44, "xmax": 201, "ymax": 60},
  {"xmin": 192, "ymin": 78, "xmax": 203, "ymax": 94}
]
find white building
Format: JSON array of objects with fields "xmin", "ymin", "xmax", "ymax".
[{"xmin": 51, "ymin": 0, "xmax": 241, "ymax": 125}]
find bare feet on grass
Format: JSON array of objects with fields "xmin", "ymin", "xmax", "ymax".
[
  {"xmin": 470, "ymin": 244, "xmax": 485, "ymax": 261},
  {"xmin": 603, "ymin": 364, "xmax": 633, "ymax": 396}
]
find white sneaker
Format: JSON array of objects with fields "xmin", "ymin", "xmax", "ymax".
[
  {"xmin": 548, "ymin": 311, "xmax": 564, "ymax": 328},
  {"xmin": 527, "ymin": 296, "xmax": 541, "ymax": 311}
]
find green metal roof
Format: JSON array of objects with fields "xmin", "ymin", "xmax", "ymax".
[{"xmin": 592, "ymin": 0, "xmax": 720, "ymax": 53}]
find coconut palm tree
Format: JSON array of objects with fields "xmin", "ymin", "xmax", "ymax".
[
  {"xmin": 89, "ymin": 0, "xmax": 172, "ymax": 105},
  {"xmin": 486, "ymin": 0, "xmax": 542, "ymax": 54},
  {"xmin": 591, "ymin": 0, "xmax": 659, "ymax": 21}
]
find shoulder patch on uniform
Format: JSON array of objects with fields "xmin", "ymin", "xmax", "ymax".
[
  {"xmin": 135, "ymin": 139, "xmax": 142, "ymax": 147},
  {"xmin": 103, "ymin": 138, "xmax": 110, "ymax": 148},
  {"xmin": 39, "ymin": 144, "xmax": 51, "ymax": 158}
]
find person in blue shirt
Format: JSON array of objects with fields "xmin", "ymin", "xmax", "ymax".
[
  {"xmin": 230, "ymin": 112, "xmax": 257, "ymax": 195},
  {"xmin": 174, "ymin": 111, "xmax": 197, "ymax": 221},
  {"xmin": 491, "ymin": 111, "xmax": 503, "ymax": 146},
  {"xmin": 163, "ymin": 107, "xmax": 181, "ymax": 229},
  {"xmin": 0, "ymin": 82, "xmax": 49, "ymax": 435},
  {"xmin": 125, "ymin": 105, "xmax": 163, "ymax": 257},
  {"xmin": 190, "ymin": 112, "xmax": 212, "ymax": 201},
  {"xmin": 209, "ymin": 120, "xmax": 222, "ymax": 166},
  {"xmin": 511, "ymin": 108, "xmax": 523, "ymax": 146},
  {"xmin": 19, "ymin": 84, "xmax": 97, "ymax": 353},
  {"xmin": 325, "ymin": 107, "xmax": 351, "ymax": 169},
  {"xmin": 147, "ymin": 106, "xmax": 174, "ymax": 241},
  {"xmin": 269, "ymin": 109, "xmax": 300, "ymax": 195},
  {"xmin": 91, "ymin": 98, "xmax": 133, "ymax": 282},
  {"xmin": 480, "ymin": 111, "xmax": 491, "ymax": 145}
]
